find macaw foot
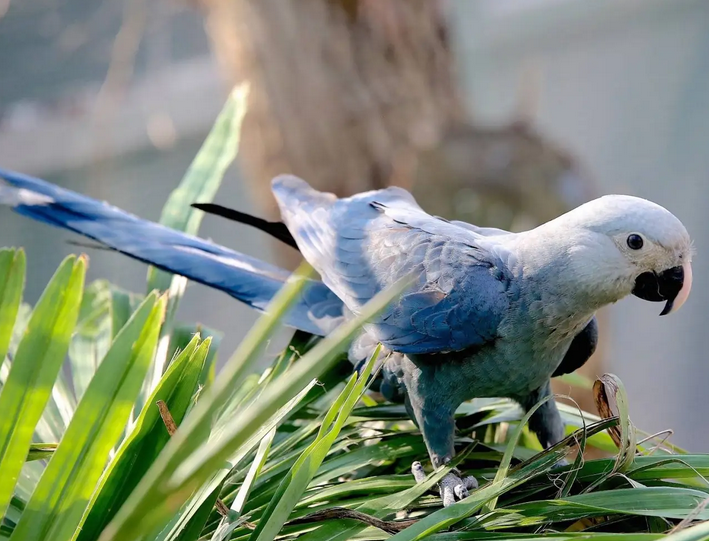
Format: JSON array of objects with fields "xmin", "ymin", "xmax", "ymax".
[{"xmin": 411, "ymin": 461, "xmax": 478, "ymax": 507}]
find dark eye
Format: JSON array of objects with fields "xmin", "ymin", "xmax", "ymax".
[{"xmin": 627, "ymin": 234, "xmax": 644, "ymax": 250}]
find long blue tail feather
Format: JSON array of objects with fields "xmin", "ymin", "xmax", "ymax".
[{"xmin": 0, "ymin": 168, "xmax": 344, "ymax": 336}]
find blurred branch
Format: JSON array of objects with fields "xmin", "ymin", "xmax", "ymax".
[
  {"xmin": 0, "ymin": 0, "xmax": 10, "ymax": 20},
  {"xmin": 515, "ymin": 58, "xmax": 543, "ymax": 126},
  {"xmin": 91, "ymin": 0, "xmax": 147, "ymax": 181}
]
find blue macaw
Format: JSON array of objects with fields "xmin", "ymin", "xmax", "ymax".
[{"xmin": 0, "ymin": 168, "xmax": 693, "ymax": 505}]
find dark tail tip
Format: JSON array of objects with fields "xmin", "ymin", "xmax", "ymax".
[{"xmin": 191, "ymin": 202, "xmax": 299, "ymax": 250}]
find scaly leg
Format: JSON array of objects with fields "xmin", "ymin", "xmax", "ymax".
[
  {"xmin": 404, "ymin": 386, "xmax": 478, "ymax": 506},
  {"xmin": 519, "ymin": 381, "xmax": 567, "ymax": 464}
]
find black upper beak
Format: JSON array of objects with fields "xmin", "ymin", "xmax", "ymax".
[{"xmin": 632, "ymin": 266, "xmax": 685, "ymax": 316}]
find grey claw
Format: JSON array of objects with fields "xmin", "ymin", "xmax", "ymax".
[
  {"xmin": 412, "ymin": 463, "xmax": 479, "ymax": 506},
  {"xmin": 464, "ymin": 475, "xmax": 478, "ymax": 490},
  {"xmin": 411, "ymin": 461, "xmax": 426, "ymax": 483},
  {"xmin": 441, "ymin": 483, "xmax": 456, "ymax": 507},
  {"xmin": 454, "ymin": 484, "xmax": 468, "ymax": 500},
  {"xmin": 438, "ymin": 471, "xmax": 477, "ymax": 507}
]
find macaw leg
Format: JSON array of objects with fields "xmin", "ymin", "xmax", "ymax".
[
  {"xmin": 403, "ymin": 364, "xmax": 477, "ymax": 506},
  {"xmin": 519, "ymin": 380, "xmax": 567, "ymax": 450}
]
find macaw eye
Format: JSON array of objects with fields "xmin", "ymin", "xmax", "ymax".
[{"xmin": 627, "ymin": 234, "xmax": 644, "ymax": 250}]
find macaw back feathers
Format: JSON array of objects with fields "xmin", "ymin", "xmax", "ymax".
[{"xmin": 271, "ymin": 173, "xmax": 516, "ymax": 355}]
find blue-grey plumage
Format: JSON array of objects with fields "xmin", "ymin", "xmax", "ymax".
[
  {"xmin": 0, "ymin": 167, "xmax": 693, "ymax": 506},
  {"xmin": 270, "ymin": 173, "xmax": 693, "ymax": 500}
]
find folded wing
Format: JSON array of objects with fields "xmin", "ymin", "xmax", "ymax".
[{"xmin": 272, "ymin": 175, "xmax": 517, "ymax": 354}]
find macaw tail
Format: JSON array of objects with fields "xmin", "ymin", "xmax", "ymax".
[{"xmin": 0, "ymin": 168, "xmax": 344, "ymax": 336}]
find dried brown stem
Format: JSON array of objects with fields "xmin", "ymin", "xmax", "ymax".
[
  {"xmin": 156, "ymin": 400, "xmax": 178, "ymax": 436},
  {"xmin": 287, "ymin": 507, "xmax": 417, "ymax": 534},
  {"xmin": 156, "ymin": 400, "xmax": 231, "ymax": 518}
]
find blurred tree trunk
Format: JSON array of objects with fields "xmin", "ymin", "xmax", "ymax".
[
  {"xmin": 201, "ymin": 0, "xmax": 463, "ymax": 251},
  {"xmin": 197, "ymin": 0, "xmax": 604, "ymax": 415}
]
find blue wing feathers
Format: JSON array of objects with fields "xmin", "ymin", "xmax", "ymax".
[{"xmin": 272, "ymin": 175, "xmax": 513, "ymax": 355}]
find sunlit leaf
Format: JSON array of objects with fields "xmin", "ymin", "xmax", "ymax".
[
  {"xmin": 0, "ymin": 255, "xmax": 85, "ymax": 521},
  {"xmin": 9, "ymin": 293, "xmax": 165, "ymax": 541}
]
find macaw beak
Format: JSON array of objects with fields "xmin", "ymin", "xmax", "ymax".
[{"xmin": 632, "ymin": 262, "xmax": 692, "ymax": 315}]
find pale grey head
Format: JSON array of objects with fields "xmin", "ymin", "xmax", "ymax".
[{"xmin": 525, "ymin": 193, "xmax": 693, "ymax": 316}]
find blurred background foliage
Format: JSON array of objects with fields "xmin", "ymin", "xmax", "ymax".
[{"xmin": 0, "ymin": 0, "xmax": 707, "ymax": 453}]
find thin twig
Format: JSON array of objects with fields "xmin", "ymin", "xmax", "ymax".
[
  {"xmin": 214, "ymin": 499, "xmax": 231, "ymax": 518},
  {"xmin": 65, "ymin": 240, "xmax": 115, "ymax": 251},
  {"xmin": 637, "ymin": 429, "xmax": 674, "ymax": 456},
  {"xmin": 156, "ymin": 400, "xmax": 231, "ymax": 518},
  {"xmin": 287, "ymin": 507, "xmax": 417, "ymax": 534}
]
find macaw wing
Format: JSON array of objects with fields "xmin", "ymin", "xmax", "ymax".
[{"xmin": 271, "ymin": 175, "xmax": 517, "ymax": 354}]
